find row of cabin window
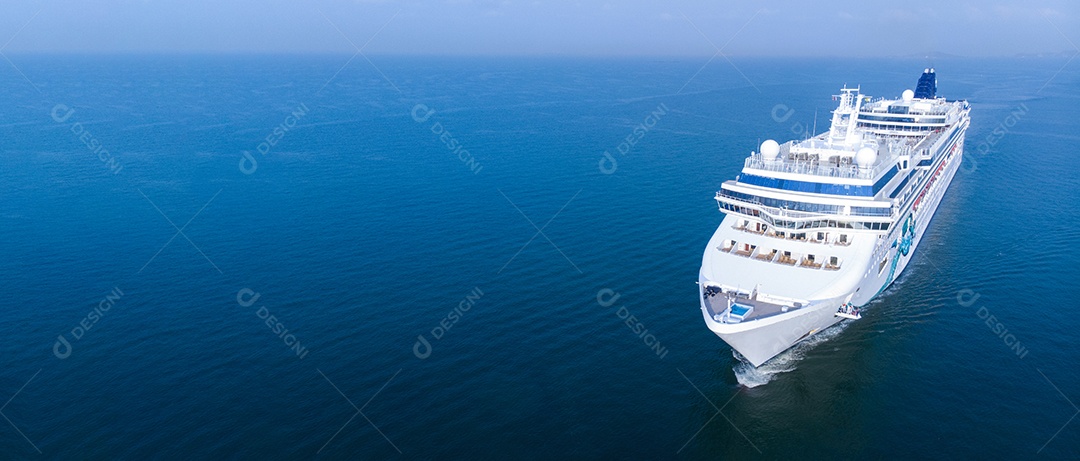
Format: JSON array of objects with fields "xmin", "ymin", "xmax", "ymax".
[
  {"xmin": 719, "ymin": 202, "xmax": 891, "ymax": 231},
  {"xmin": 720, "ymin": 190, "xmax": 892, "ymax": 217},
  {"xmin": 737, "ymin": 166, "xmax": 898, "ymax": 197},
  {"xmin": 739, "ymin": 174, "xmax": 875, "ymax": 196}
]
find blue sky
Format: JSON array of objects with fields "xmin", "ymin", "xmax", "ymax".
[{"xmin": 1, "ymin": 1, "xmax": 1077, "ymax": 56}]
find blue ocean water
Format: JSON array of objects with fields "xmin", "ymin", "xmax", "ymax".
[{"xmin": 0, "ymin": 55, "xmax": 1078, "ymax": 459}]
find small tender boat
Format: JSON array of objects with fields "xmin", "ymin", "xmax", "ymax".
[{"xmin": 835, "ymin": 303, "xmax": 861, "ymax": 320}]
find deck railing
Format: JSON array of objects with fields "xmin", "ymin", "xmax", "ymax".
[{"xmin": 742, "ymin": 141, "xmax": 900, "ymax": 180}]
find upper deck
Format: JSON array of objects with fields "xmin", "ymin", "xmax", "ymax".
[
  {"xmin": 857, "ymin": 97, "xmax": 966, "ymax": 130},
  {"xmin": 743, "ymin": 135, "xmax": 897, "ymax": 181},
  {"xmin": 739, "ymin": 86, "xmax": 969, "ymax": 185}
]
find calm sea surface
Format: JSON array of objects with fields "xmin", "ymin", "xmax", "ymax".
[{"xmin": 0, "ymin": 55, "xmax": 1078, "ymax": 459}]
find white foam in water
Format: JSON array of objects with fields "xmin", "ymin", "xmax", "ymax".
[{"xmin": 732, "ymin": 322, "xmax": 850, "ymax": 388}]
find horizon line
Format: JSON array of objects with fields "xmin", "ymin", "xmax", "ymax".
[{"xmin": 2, "ymin": 51, "xmax": 1076, "ymax": 59}]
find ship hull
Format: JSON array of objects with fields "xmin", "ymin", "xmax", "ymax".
[{"xmin": 701, "ymin": 297, "xmax": 844, "ymax": 367}]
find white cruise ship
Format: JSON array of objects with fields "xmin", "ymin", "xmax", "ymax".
[{"xmin": 698, "ymin": 69, "xmax": 970, "ymax": 367}]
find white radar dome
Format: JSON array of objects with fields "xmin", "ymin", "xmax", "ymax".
[
  {"xmin": 856, "ymin": 147, "xmax": 877, "ymax": 168},
  {"xmin": 902, "ymin": 89, "xmax": 915, "ymax": 102},
  {"xmin": 760, "ymin": 139, "xmax": 780, "ymax": 160}
]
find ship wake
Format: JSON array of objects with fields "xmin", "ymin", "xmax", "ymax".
[{"xmin": 732, "ymin": 321, "xmax": 850, "ymax": 388}]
